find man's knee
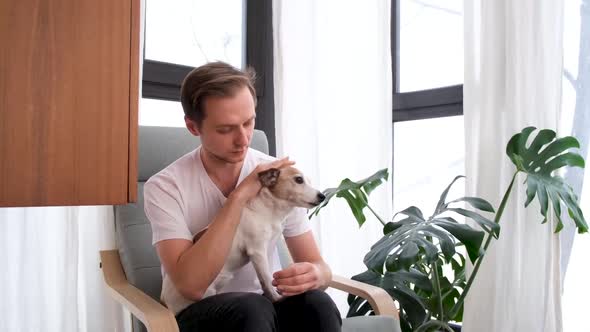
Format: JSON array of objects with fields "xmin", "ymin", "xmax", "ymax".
[
  {"xmin": 300, "ymin": 290, "xmax": 340, "ymax": 314},
  {"xmin": 299, "ymin": 290, "xmax": 342, "ymax": 328},
  {"xmin": 230, "ymin": 293, "xmax": 277, "ymax": 331}
]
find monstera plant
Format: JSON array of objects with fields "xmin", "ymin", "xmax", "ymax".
[{"xmin": 310, "ymin": 127, "xmax": 587, "ymax": 332}]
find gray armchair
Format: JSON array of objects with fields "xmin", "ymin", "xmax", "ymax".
[{"xmin": 100, "ymin": 126, "xmax": 401, "ymax": 332}]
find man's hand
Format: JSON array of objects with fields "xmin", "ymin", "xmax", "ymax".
[
  {"xmin": 272, "ymin": 262, "xmax": 327, "ymax": 296},
  {"xmin": 230, "ymin": 157, "xmax": 295, "ymax": 203}
]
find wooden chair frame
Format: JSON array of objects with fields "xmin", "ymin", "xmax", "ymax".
[{"xmin": 100, "ymin": 250, "xmax": 398, "ymax": 332}]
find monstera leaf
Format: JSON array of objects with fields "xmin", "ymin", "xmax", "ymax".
[
  {"xmin": 364, "ymin": 176, "xmax": 496, "ymax": 274},
  {"xmin": 506, "ymin": 127, "xmax": 587, "ymax": 233},
  {"xmin": 309, "ymin": 169, "xmax": 389, "ymax": 226},
  {"xmin": 346, "ymin": 269, "xmax": 430, "ymax": 329}
]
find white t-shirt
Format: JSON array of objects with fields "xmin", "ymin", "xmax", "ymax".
[{"xmin": 143, "ymin": 146, "xmax": 311, "ymax": 299}]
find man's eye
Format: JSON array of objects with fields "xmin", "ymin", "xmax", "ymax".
[
  {"xmin": 294, "ymin": 176, "xmax": 304, "ymax": 184},
  {"xmin": 217, "ymin": 128, "xmax": 232, "ymax": 134}
]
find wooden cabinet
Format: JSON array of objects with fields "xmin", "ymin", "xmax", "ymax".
[{"xmin": 0, "ymin": 0, "xmax": 140, "ymax": 207}]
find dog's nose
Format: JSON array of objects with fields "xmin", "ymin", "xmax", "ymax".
[{"xmin": 317, "ymin": 193, "xmax": 326, "ymax": 202}]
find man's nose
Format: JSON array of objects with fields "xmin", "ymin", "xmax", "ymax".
[{"xmin": 235, "ymin": 128, "xmax": 249, "ymax": 146}]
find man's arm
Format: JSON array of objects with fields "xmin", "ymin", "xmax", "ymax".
[
  {"xmin": 156, "ymin": 157, "xmax": 295, "ymax": 301},
  {"xmin": 156, "ymin": 193, "xmax": 248, "ymax": 300},
  {"xmin": 272, "ymin": 231, "xmax": 332, "ymax": 296}
]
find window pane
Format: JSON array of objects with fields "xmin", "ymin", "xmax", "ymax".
[
  {"xmin": 139, "ymin": 98, "xmax": 186, "ymax": 127},
  {"xmin": 399, "ymin": 0, "xmax": 463, "ymax": 92},
  {"xmin": 145, "ymin": 0, "xmax": 244, "ymax": 68},
  {"xmin": 393, "ymin": 116, "xmax": 465, "ymax": 214}
]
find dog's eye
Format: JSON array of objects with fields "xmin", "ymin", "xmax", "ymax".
[{"xmin": 294, "ymin": 176, "xmax": 304, "ymax": 184}]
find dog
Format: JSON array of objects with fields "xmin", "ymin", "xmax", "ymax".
[{"xmin": 161, "ymin": 166, "xmax": 325, "ymax": 314}]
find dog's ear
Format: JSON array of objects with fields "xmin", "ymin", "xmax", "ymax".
[{"xmin": 258, "ymin": 168, "xmax": 280, "ymax": 187}]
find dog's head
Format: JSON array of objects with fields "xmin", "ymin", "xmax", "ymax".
[{"xmin": 258, "ymin": 167, "xmax": 325, "ymax": 209}]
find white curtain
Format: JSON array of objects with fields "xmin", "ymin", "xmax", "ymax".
[
  {"xmin": 0, "ymin": 207, "xmax": 129, "ymax": 332},
  {"xmin": 272, "ymin": 0, "xmax": 392, "ymax": 315},
  {"xmin": 463, "ymin": 0, "xmax": 565, "ymax": 331},
  {"xmin": 559, "ymin": 0, "xmax": 590, "ymax": 330}
]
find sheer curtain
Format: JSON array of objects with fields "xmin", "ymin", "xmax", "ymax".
[
  {"xmin": 0, "ymin": 206, "xmax": 129, "ymax": 332},
  {"xmin": 272, "ymin": 0, "xmax": 392, "ymax": 314},
  {"xmin": 463, "ymin": 0, "xmax": 565, "ymax": 331},
  {"xmin": 560, "ymin": 0, "xmax": 590, "ymax": 330}
]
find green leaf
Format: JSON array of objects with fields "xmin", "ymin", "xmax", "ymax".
[
  {"xmin": 550, "ymin": 192, "xmax": 563, "ymax": 233},
  {"xmin": 506, "ymin": 127, "xmax": 587, "ymax": 233},
  {"xmin": 399, "ymin": 319, "xmax": 413, "ymax": 332},
  {"xmin": 434, "ymin": 176, "xmax": 465, "ymax": 216},
  {"xmin": 447, "ymin": 197, "xmax": 495, "ymax": 213},
  {"xmin": 450, "ymin": 253, "xmax": 467, "ymax": 282},
  {"xmin": 380, "ymin": 276, "xmax": 429, "ymax": 327},
  {"xmin": 361, "ymin": 169, "xmax": 390, "ymax": 195},
  {"xmin": 531, "ymin": 137, "xmax": 581, "ymax": 170},
  {"xmin": 436, "ymin": 220, "xmax": 485, "ymax": 263},
  {"xmin": 527, "ymin": 129, "xmax": 556, "ymax": 155},
  {"xmin": 394, "ymin": 206, "xmax": 426, "ymax": 221},
  {"xmin": 423, "ymin": 227, "xmax": 456, "ymax": 260},
  {"xmin": 355, "ymin": 301, "xmax": 373, "ymax": 316},
  {"xmin": 346, "ymin": 296, "xmax": 369, "ymax": 317},
  {"xmin": 308, "ymin": 169, "xmax": 389, "ymax": 225},
  {"xmin": 525, "ymin": 176, "xmax": 539, "ymax": 207},
  {"xmin": 446, "ymin": 208, "xmax": 500, "ymax": 238},
  {"xmin": 442, "ymin": 288, "xmax": 462, "ymax": 320},
  {"xmin": 348, "ymin": 269, "xmax": 429, "ymax": 330},
  {"xmin": 383, "ymin": 218, "xmax": 415, "ymax": 235},
  {"xmin": 506, "ymin": 127, "xmax": 536, "ymax": 170},
  {"xmin": 416, "ymin": 238, "xmax": 440, "ymax": 263},
  {"xmin": 337, "ymin": 188, "xmax": 369, "ymax": 227},
  {"xmin": 366, "ymin": 205, "xmax": 487, "ymax": 272},
  {"xmin": 386, "ymin": 270, "xmax": 433, "ymax": 292},
  {"xmin": 351, "ymin": 269, "xmax": 382, "ymax": 284},
  {"xmin": 366, "ymin": 232, "xmax": 404, "ymax": 273},
  {"xmin": 399, "ymin": 242, "xmax": 420, "ymax": 269}
]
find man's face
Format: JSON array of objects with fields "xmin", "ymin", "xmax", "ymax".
[{"xmin": 186, "ymin": 86, "xmax": 256, "ymax": 164}]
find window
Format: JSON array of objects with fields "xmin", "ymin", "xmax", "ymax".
[
  {"xmin": 145, "ymin": 0, "xmax": 244, "ymax": 69},
  {"xmin": 141, "ymin": 0, "xmax": 277, "ymax": 155},
  {"xmin": 392, "ymin": 0, "xmax": 465, "ymax": 212},
  {"xmin": 393, "ymin": 116, "xmax": 465, "ymax": 213},
  {"xmin": 399, "ymin": 0, "xmax": 463, "ymax": 92},
  {"xmin": 139, "ymin": 99, "xmax": 186, "ymax": 128}
]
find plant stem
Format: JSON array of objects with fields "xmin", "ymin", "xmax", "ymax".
[
  {"xmin": 442, "ymin": 325, "xmax": 454, "ymax": 332},
  {"xmin": 416, "ymin": 320, "xmax": 454, "ymax": 332},
  {"xmin": 431, "ymin": 260, "xmax": 445, "ymax": 322},
  {"xmin": 366, "ymin": 204, "xmax": 387, "ymax": 226},
  {"xmin": 448, "ymin": 171, "xmax": 519, "ymax": 319}
]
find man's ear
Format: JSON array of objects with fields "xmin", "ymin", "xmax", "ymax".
[
  {"xmin": 185, "ymin": 116, "xmax": 200, "ymax": 136},
  {"xmin": 258, "ymin": 168, "xmax": 280, "ymax": 187}
]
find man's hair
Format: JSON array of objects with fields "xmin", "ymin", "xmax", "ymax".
[{"xmin": 180, "ymin": 61, "xmax": 257, "ymax": 126}]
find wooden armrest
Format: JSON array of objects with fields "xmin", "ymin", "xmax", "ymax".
[
  {"xmin": 329, "ymin": 274, "xmax": 399, "ymax": 318},
  {"xmin": 99, "ymin": 250, "xmax": 179, "ymax": 332}
]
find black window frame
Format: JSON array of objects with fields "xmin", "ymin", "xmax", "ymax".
[
  {"xmin": 391, "ymin": 0, "xmax": 463, "ymax": 122},
  {"xmin": 391, "ymin": 0, "xmax": 464, "ymax": 194},
  {"xmin": 141, "ymin": 0, "xmax": 277, "ymax": 156}
]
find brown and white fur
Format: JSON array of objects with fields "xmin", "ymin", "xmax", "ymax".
[{"xmin": 161, "ymin": 166, "xmax": 325, "ymax": 314}]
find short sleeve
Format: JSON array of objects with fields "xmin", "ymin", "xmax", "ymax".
[
  {"xmin": 282, "ymin": 207, "xmax": 311, "ymax": 238},
  {"xmin": 144, "ymin": 178, "xmax": 193, "ymax": 245}
]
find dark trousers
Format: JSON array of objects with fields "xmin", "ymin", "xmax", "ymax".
[{"xmin": 176, "ymin": 290, "xmax": 342, "ymax": 332}]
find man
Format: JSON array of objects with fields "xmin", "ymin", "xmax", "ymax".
[{"xmin": 144, "ymin": 61, "xmax": 341, "ymax": 332}]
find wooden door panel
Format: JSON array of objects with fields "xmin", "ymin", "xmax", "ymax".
[{"xmin": 0, "ymin": 0, "xmax": 133, "ymax": 206}]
